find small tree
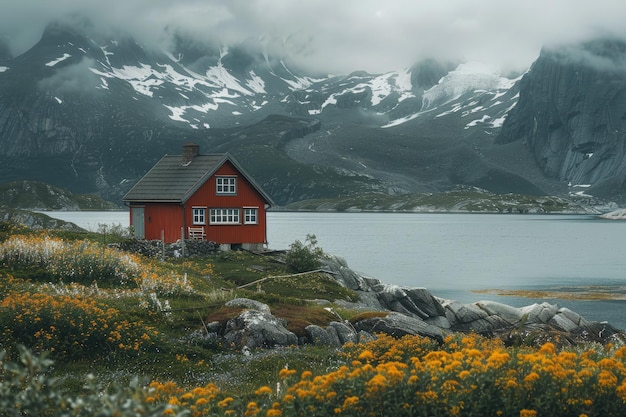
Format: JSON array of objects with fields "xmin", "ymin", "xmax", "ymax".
[{"xmin": 286, "ymin": 234, "xmax": 324, "ymax": 273}]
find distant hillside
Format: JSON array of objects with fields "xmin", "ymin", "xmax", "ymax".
[
  {"xmin": 281, "ymin": 188, "xmax": 604, "ymax": 214},
  {"xmin": 0, "ymin": 180, "xmax": 120, "ymax": 210}
]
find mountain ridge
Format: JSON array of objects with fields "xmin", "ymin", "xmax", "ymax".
[{"xmin": 1, "ymin": 21, "xmax": 625, "ymax": 206}]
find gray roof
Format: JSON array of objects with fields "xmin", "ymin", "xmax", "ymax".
[{"xmin": 122, "ymin": 153, "xmax": 274, "ymax": 205}]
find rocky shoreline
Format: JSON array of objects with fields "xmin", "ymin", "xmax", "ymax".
[{"xmin": 200, "ymin": 254, "xmax": 626, "ymax": 351}]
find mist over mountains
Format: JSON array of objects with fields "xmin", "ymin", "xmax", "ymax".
[{"xmin": 1, "ymin": 21, "xmax": 626, "ymax": 206}]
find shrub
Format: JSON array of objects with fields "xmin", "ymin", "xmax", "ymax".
[
  {"xmin": 0, "ymin": 235, "xmax": 141, "ymax": 286},
  {"xmin": 0, "ymin": 235, "xmax": 194, "ymax": 295},
  {"xmin": 0, "ymin": 291, "xmax": 158, "ymax": 358},
  {"xmin": 0, "ymin": 346, "xmax": 185, "ymax": 417},
  {"xmin": 285, "ymin": 234, "xmax": 324, "ymax": 273}
]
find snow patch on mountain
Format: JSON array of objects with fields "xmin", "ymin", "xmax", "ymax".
[
  {"xmin": 100, "ymin": 46, "xmax": 113, "ymax": 66},
  {"xmin": 307, "ymin": 70, "xmax": 415, "ymax": 115},
  {"xmin": 382, "ymin": 63, "xmax": 518, "ymax": 129},
  {"xmin": 422, "ymin": 62, "xmax": 506, "ymax": 110},
  {"xmin": 246, "ymin": 70, "xmax": 266, "ymax": 94},
  {"xmin": 46, "ymin": 53, "xmax": 71, "ymax": 67},
  {"xmin": 205, "ymin": 63, "xmax": 254, "ymax": 96},
  {"xmin": 491, "ymin": 115, "xmax": 507, "ymax": 128},
  {"xmin": 369, "ymin": 73, "xmax": 394, "ymax": 105},
  {"xmin": 164, "ymin": 98, "xmax": 237, "ymax": 125},
  {"xmin": 308, "ymin": 95, "xmax": 338, "ymax": 115},
  {"xmin": 276, "ymin": 59, "xmax": 320, "ymax": 90},
  {"xmin": 39, "ymin": 30, "xmax": 518, "ymax": 131}
]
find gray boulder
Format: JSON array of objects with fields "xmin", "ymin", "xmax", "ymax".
[
  {"xmin": 376, "ymin": 284, "xmax": 432, "ymax": 319},
  {"xmin": 441, "ymin": 300, "xmax": 520, "ymax": 334},
  {"xmin": 444, "ymin": 300, "xmax": 489, "ymax": 326},
  {"xmin": 328, "ymin": 321, "xmax": 358, "ymax": 345},
  {"xmin": 305, "ymin": 325, "xmax": 340, "ymax": 346},
  {"xmin": 424, "ymin": 315, "xmax": 452, "ymax": 329},
  {"xmin": 353, "ymin": 312, "xmax": 446, "ymax": 343},
  {"xmin": 357, "ymin": 330, "xmax": 377, "ymax": 344},
  {"xmin": 224, "ymin": 310, "xmax": 297, "ymax": 349},
  {"xmin": 521, "ymin": 302, "xmax": 559, "ymax": 324},
  {"xmin": 557, "ymin": 307, "xmax": 590, "ymax": 327},
  {"xmin": 451, "ymin": 315, "xmax": 512, "ymax": 335},
  {"xmin": 405, "ymin": 288, "xmax": 446, "ymax": 317},
  {"xmin": 549, "ymin": 308, "xmax": 592, "ymax": 333},
  {"xmin": 319, "ymin": 255, "xmax": 370, "ymax": 290},
  {"xmin": 476, "ymin": 300, "xmax": 525, "ymax": 324},
  {"xmin": 225, "ymin": 298, "xmax": 271, "ymax": 314},
  {"xmin": 325, "ymin": 325, "xmax": 343, "ymax": 347},
  {"xmin": 549, "ymin": 312, "xmax": 579, "ymax": 333},
  {"xmin": 305, "ymin": 322, "xmax": 357, "ymax": 347}
]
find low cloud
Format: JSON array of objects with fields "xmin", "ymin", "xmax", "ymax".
[
  {"xmin": 2, "ymin": 0, "xmax": 626, "ymax": 74},
  {"xmin": 547, "ymin": 42, "xmax": 626, "ymax": 73},
  {"xmin": 38, "ymin": 58, "xmax": 99, "ymax": 94}
]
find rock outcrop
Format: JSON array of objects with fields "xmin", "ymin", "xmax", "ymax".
[
  {"xmin": 496, "ymin": 39, "xmax": 626, "ymax": 201},
  {"xmin": 208, "ymin": 255, "xmax": 626, "ymax": 351},
  {"xmin": 317, "ymin": 255, "xmax": 625, "ymax": 347},
  {"xmin": 0, "ymin": 206, "xmax": 84, "ymax": 231},
  {"xmin": 223, "ymin": 309, "xmax": 298, "ymax": 349}
]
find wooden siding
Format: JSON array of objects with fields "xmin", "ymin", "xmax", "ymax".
[
  {"xmin": 184, "ymin": 161, "xmax": 267, "ymax": 244},
  {"xmin": 139, "ymin": 203, "xmax": 184, "ymax": 242}
]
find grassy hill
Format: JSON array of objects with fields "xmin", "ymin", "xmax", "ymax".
[
  {"xmin": 2, "ymin": 222, "xmax": 626, "ymax": 416},
  {"xmin": 0, "ymin": 223, "xmax": 356, "ymax": 391},
  {"xmin": 281, "ymin": 189, "xmax": 601, "ymax": 214},
  {"xmin": 0, "ymin": 180, "xmax": 121, "ymax": 210}
]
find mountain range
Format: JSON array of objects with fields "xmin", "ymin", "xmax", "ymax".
[{"xmin": 1, "ymin": 22, "xmax": 625, "ymax": 207}]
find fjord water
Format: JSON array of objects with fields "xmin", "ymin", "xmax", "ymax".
[
  {"xmin": 267, "ymin": 212, "xmax": 626, "ymax": 329},
  {"xmin": 44, "ymin": 211, "xmax": 626, "ymax": 329}
]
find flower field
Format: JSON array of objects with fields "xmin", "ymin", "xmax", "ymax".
[
  {"xmin": 0, "ymin": 235, "xmax": 193, "ymax": 295},
  {"xmin": 0, "ymin": 283, "xmax": 158, "ymax": 357},
  {"xmin": 2, "ymin": 224, "xmax": 626, "ymax": 416},
  {"xmin": 0, "ymin": 233, "xmax": 197, "ymax": 359},
  {"xmin": 145, "ymin": 333, "xmax": 626, "ymax": 417}
]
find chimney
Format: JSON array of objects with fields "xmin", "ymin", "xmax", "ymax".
[{"xmin": 182, "ymin": 142, "xmax": 200, "ymax": 165}]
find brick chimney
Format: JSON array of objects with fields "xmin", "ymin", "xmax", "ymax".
[{"xmin": 182, "ymin": 142, "xmax": 200, "ymax": 165}]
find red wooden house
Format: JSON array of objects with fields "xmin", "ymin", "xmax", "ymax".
[{"xmin": 123, "ymin": 143, "xmax": 274, "ymax": 250}]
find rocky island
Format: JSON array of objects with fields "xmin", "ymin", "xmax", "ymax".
[{"xmin": 199, "ymin": 253, "xmax": 625, "ymax": 351}]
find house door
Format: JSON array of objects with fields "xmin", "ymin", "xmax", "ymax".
[{"xmin": 131, "ymin": 207, "xmax": 145, "ymax": 239}]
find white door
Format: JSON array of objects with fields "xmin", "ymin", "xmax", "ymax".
[{"xmin": 131, "ymin": 207, "xmax": 145, "ymax": 239}]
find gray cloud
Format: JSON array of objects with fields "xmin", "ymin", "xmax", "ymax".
[
  {"xmin": 38, "ymin": 58, "xmax": 99, "ymax": 94},
  {"xmin": 1, "ymin": 0, "xmax": 626, "ymax": 74}
]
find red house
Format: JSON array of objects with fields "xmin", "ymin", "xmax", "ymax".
[{"xmin": 123, "ymin": 143, "xmax": 274, "ymax": 250}]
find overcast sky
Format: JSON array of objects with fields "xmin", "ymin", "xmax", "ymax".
[{"xmin": 1, "ymin": 0, "xmax": 626, "ymax": 74}]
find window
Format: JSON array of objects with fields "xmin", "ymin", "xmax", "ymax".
[
  {"xmin": 210, "ymin": 208, "xmax": 240, "ymax": 224},
  {"xmin": 192, "ymin": 207, "xmax": 206, "ymax": 225},
  {"xmin": 244, "ymin": 208, "xmax": 258, "ymax": 224},
  {"xmin": 216, "ymin": 176, "xmax": 237, "ymax": 194}
]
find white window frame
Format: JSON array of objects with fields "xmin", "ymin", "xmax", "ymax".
[
  {"xmin": 192, "ymin": 207, "xmax": 206, "ymax": 225},
  {"xmin": 244, "ymin": 207, "xmax": 258, "ymax": 224},
  {"xmin": 216, "ymin": 176, "xmax": 237, "ymax": 195},
  {"xmin": 210, "ymin": 208, "xmax": 240, "ymax": 224}
]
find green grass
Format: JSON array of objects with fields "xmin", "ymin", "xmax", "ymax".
[
  {"xmin": 0, "ymin": 222, "xmax": 361, "ymax": 395},
  {"xmin": 5, "ymin": 221, "xmax": 626, "ymax": 417}
]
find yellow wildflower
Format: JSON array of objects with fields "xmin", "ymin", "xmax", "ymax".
[
  {"xmin": 255, "ymin": 386, "xmax": 273, "ymax": 396},
  {"xmin": 358, "ymin": 349, "xmax": 374, "ymax": 362}
]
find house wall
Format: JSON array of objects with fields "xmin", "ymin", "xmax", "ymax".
[
  {"xmin": 184, "ymin": 161, "xmax": 268, "ymax": 245},
  {"xmin": 139, "ymin": 203, "xmax": 184, "ymax": 242}
]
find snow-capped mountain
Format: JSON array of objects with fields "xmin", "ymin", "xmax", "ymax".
[{"xmin": 1, "ymin": 22, "xmax": 624, "ymax": 205}]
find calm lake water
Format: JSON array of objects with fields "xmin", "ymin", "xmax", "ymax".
[{"xmin": 42, "ymin": 211, "xmax": 626, "ymax": 329}]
